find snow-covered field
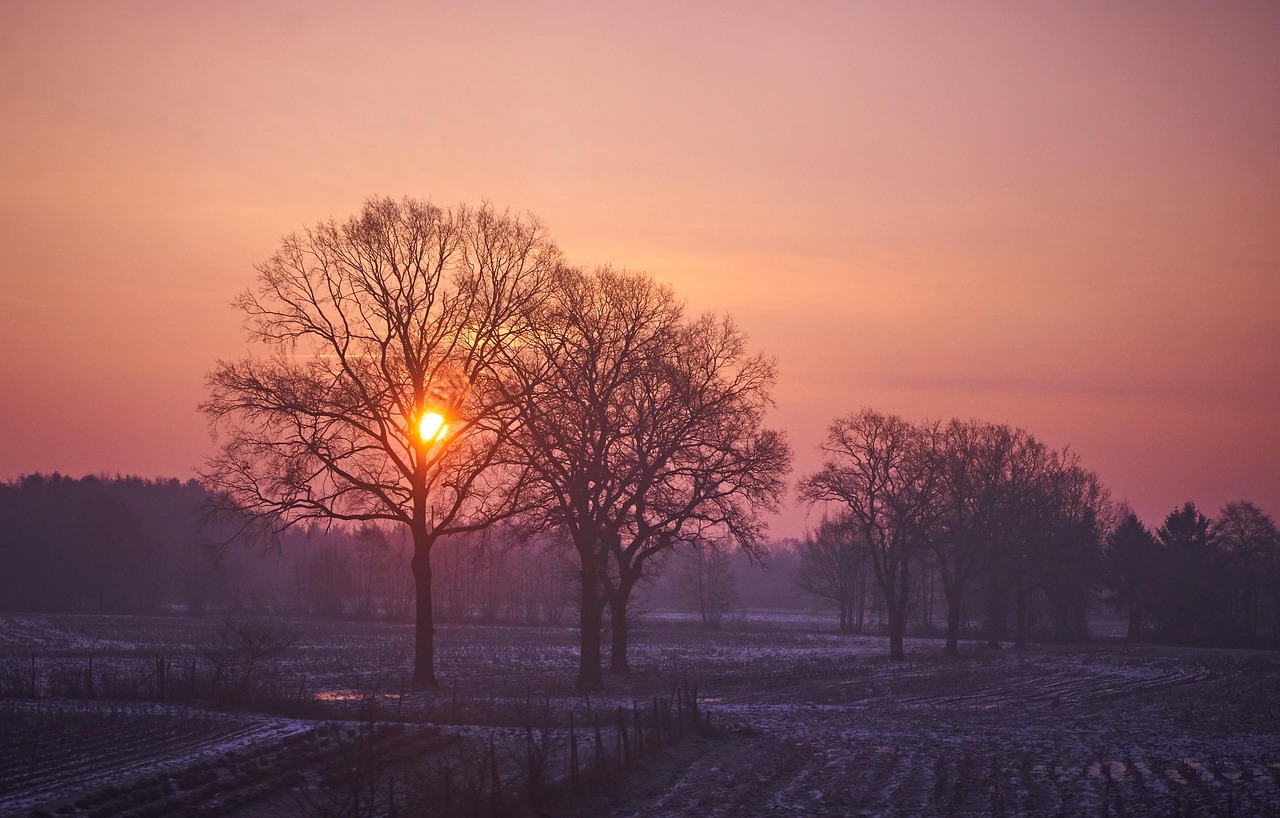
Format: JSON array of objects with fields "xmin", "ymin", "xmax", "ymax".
[{"xmin": 1, "ymin": 612, "xmax": 1277, "ymax": 816}]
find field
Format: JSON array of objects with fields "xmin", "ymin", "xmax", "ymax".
[{"xmin": 1, "ymin": 611, "xmax": 1278, "ymax": 817}]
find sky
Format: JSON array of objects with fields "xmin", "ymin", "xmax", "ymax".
[{"xmin": 2, "ymin": 1, "xmax": 1277, "ymax": 539}]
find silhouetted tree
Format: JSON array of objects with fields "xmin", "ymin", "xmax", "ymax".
[
  {"xmin": 1153, "ymin": 502, "xmax": 1221, "ymax": 643},
  {"xmin": 503, "ymin": 267, "xmax": 788, "ymax": 689},
  {"xmin": 676, "ymin": 538, "xmax": 739, "ymax": 628},
  {"xmin": 931, "ymin": 421, "xmax": 1034, "ymax": 655},
  {"xmin": 201, "ymin": 197, "xmax": 559, "ymax": 688},
  {"xmin": 977, "ymin": 436, "xmax": 1065, "ymax": 649},
  {"xmin": 1034, "ymin": 453, "xmax": 1109, "ymax": 644},
  {"xmin": 1212, "ymin": 501, "xmax": 1279, "ymax": 640},
  {"xmin": 799, "ymin": 410, "xmax": 943, "ymax": 660},
  {"xmin": 1105, "ymin": 510, "xmax": 1160, "ymax": 640},
  {"xmin": 601, "ymin": 310, "xmax": 789, "ymax": 672}
]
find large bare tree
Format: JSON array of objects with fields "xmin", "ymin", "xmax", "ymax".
[
  {"xmin": 602, "ymin": 310, "xmax": 790, "ymax": 674},
  {"xmin": 503, "ymin": 267, "xmax": 789, "ymax": 689},
  {"xmin": 201, "ymin": 197, "xmax": 559, "ymax": 688}
]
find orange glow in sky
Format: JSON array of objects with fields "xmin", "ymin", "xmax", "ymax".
[{"xmin": 1, "ymin": 2, "xmax": 1277, "ymax": 538}]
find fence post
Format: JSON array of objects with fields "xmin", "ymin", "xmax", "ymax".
[
  {"xmin": 617, "ymin": 706, "xmax": 630, "ymax": 768},
  {"xmin": 594, "ymin": 716, "xmax": 605, "ymax": 772},
  {"xmin": 489, "ymin": 737, "xmax": 501, "ymax": 816},
  {"xmin": 633, "ymin": 701, "xmax": 643, "ymax": 758},
  {"xmin": 652, "ymin": 697, "xmax": 661, "ymax": 750},
  {"xmin": 676, "ymin": 688, "xmax": 684, "ymax": 735},
  {"xmin": 569, "ymin": 711, "xmax": 580, "ymax": 792}
]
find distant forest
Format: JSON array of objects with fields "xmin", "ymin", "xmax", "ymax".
[{"xmin": 1, "ymin": 474, "xmax": 1277, "ymax": 649}]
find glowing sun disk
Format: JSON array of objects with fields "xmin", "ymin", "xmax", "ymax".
[{"xmin": 418, "ymin": 411, "xmax": 448, "ymax": 442}]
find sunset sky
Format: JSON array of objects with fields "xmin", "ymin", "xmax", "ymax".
[{"xmin": 2, "ymin": 1, "xmax": 1277, "ymax": 538}]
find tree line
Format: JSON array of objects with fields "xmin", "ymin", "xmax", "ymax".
[
  {"xmin": 0, "ymin": 474, "xmax": 772, "ymax": 624},
  {"xmin": 0, "ymin": 474, "xmax": 574, "ymax": 622},
  {"xmin": 791, "ymin": 411, "xmax": 1280, "ymax": 652},
  {"xmin": 1106, "ymin": 500, "xmax": 1280, "ymax": 646},
  {"xmin": 7, "ymin": 195, "xmax": 1272, "ymax": 693},
  {"xmin": 2, "ymin": 471, "xmax": 1274, "ymax": 655}
]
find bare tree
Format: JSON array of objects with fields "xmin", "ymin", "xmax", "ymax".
[
  {"xmin": 602, "ymin": 311, "xmax": 790, "ymax": 673},
  {"xmin": 676, "ymin": 538, "xmax": 739, "ymax": 628},
  {"xmin": 799, "ymin": 410, "xmax": 943, "ymax": 660},
  {"xmin": 201, "ymin": 197, "xmax": 559, "ymax": 687},
  {"xmin": 930, "ymin": 421, "xmax": 1054, "ymax": 655},
  {"xmin": 932, "ymin": 421, "xmax": 1006, "ymax": 654},
  {"xmin": 503, "ymin": 267, "xmax": 789, "ymax": 689},
  {"xmin": 977, "ymin": 430, "xmax": 1052, "ymax": 648}
]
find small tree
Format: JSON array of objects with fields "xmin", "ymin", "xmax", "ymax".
[
  {"xmin": 794, "ymin": 516, "xmax": 869, "ymax": 632},
  {"xmin": 676, "ymin": 539, "xmax": 739, "ymax": 628}
]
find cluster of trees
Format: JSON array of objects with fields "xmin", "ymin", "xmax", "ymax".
[
  {"xmin": 0, "ymin": 474, "xmax": 410, "ymax": 617},
  {"xmin": 790, "ymin": 411, "xmax": 1280, "ymax": 654},
  {"xmin": 0, "ymin": 474, "xmax": 582, "ymax": 624},
  {"xmin": 797, "ymin": 411, "xmax": 1111, "ymax": 658},
  {"xmin": 0, "ymin": 473, "xmax": 176, "ymax": 614},
  {"xmin": 201, "ymin": 197, "xmax": 791, "ymax": 690},
  {"xmin": 1107, "ymin": 500, "xmax": 1280, "ymax": 646}
]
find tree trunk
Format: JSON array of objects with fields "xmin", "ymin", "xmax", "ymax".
[
  {"xmin": 576, "ymin": 555, "xmax": 605, "ymax": 692},
  {"xmin": 888, "ymin": 606, "xmax": 906, "ymax": 660},
  {"xmin": 986, "ymin": 585, "xmax": 1005, "ymax": 648},
  {"xmin": 945, "ymin": 602, "xmax": 962, "ymax": 657},
  {"xmin": 606, "ymin": 558, "xmax": 642, "ymax": 675},
  {"xmin": 855, "ymin": 573, "xmax": 865, "ymax": 633},
  {"xmin": 1014, "ymin": 585, "xmax": 1028, "ymax": 650},
  {"xmin": 940, "ymin": 571, "xmax": 962, "ymax": 657},
  {"xmin": 609, "ymin": 592, "xmax": 630, "ymax": 674},
  {"xmin": 887, "ymin": 561, "xmax": 910, "ymax": 661},
  {"xmin": 410, "ymin": 534, "xmax": 437, "ymax": 689}
]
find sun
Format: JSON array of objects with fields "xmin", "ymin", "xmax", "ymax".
[{"xmin": 417, "ymin": 411, "xmax": 448, "ymax": 442}]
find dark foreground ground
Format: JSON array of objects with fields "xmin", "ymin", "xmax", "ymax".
[{"xmin": 1, "ymin": 612, "xmax": 1278, "ymax": 817}]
